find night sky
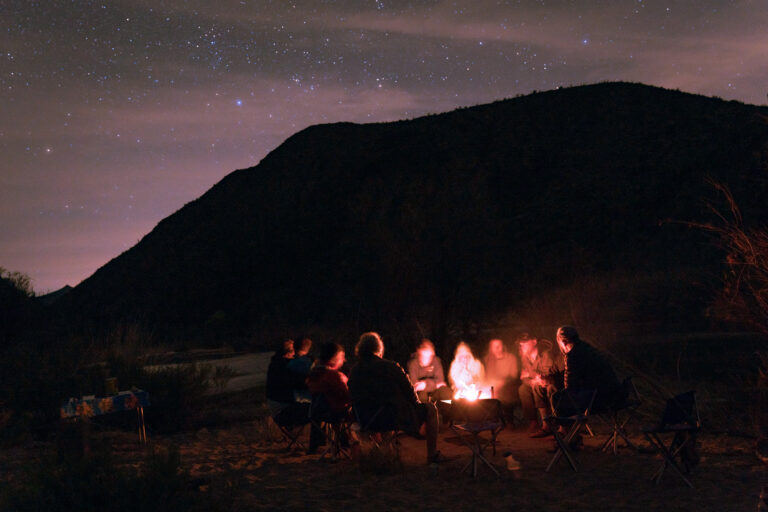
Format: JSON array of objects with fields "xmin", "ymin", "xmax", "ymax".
[{"xmin": 2, "ymin": 0, "xmax": 766, "ymax": 293}]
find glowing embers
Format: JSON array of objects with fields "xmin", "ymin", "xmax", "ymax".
[{"xmin": 453, "ymin": 383, "xmax": 493, "ymax": 401}]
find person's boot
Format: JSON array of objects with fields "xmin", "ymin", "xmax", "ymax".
[{"xmin": 529, "ymin": 424, "xmax": 553, "ymax": 438}]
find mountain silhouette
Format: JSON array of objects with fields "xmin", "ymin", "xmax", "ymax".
[{"xmin": 51, "ymin": 82, "xmax": 768, "ymax": 348}]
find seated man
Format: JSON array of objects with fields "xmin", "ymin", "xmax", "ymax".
[
  {"xmin": 517, "ymin": 336, "xmax": 562, "ymax": 437},
  {"xmin": 287, "ymin": 337, "xmax": 314, "ymax": 403},
  {"xmin": 483, "ymin": 338, "xmax": 519, "ymax": 422},
  {"xmin": 407, "ymin": 339, "xmax": 452, "ymax": 403},
  {"xmin": 266, "ymin": 340, "xmax": 310, "ymax": 428},
  {"xmin": 348, "ymin": 332, "xmax": 444, "ymax": 465},
  {"xmin": 546, "ymin": 326, "xmax": 622, "ymax": 446}
]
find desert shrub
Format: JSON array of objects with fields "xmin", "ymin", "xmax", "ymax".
[
  {"xmin": 138, "ymin": 363, "xmax": 212, "ymax": 433},
  {"xmin": 357, "ymin": 442, "xmax": 403, "ymax": 475},
  {"xmin": 211, "ymin": 364, "xmax": 237, "ymax": 393},
  {"xmin": 0, "ymin": 446, "xmax": 228, "ymax": 512},
  {"xmin": 694, "ymin": 182, "xmax": 768, "ymax": 335},
  {"xmin": 0, "ymin": 340, "xmax": 216, "ymax": 442}
]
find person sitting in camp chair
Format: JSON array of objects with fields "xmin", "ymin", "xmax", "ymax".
[
  {"xmin": 265, "ymin": 340, "xmax": 312, "ymax": 449},
  {"xmin": 517, "ymin": 336, "xmax": 562, "ymax": 437},
  {"xmin": 306, "ymin": 342, "xmax": 358, "ymax": 455},
  {"xmin": 348, "ymin": 332, "xmax": 445, "ymax": 465},
  {"xmin": 546, "ymin": 326, "xmax": 621, "ymax": 448},
  {"xmin": 407, "ymin": 338, "xmax": 452, "ymax": 403}
]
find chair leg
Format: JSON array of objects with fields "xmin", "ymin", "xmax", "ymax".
[
  {"xmin": 599, "ymin": 413, "xmax": 619, "ymax": 453},
  {"xmin": 644, "ymin": 432, "xmax": 694, "ymax": 488},
  {"xmin": 547, "ymin": 422, "xmax": 581, "ymax": 472},
  {"xmin": 279, "ymin": 424, "xmax": 307, "ymax": 452},
  {"xmin": 601, "ymin": 411, "xmax": 639, "ymax": 455},
  {"xmin": 454, "ymin": 429, "xmax": 500, "ymax": 478}
]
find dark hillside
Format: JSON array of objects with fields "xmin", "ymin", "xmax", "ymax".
[{"xmin": 52, "ymin": 82, "xmax": 768, "ymax": 349}]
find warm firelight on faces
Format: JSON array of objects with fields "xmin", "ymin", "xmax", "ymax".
[
  {"xmin": 489, "ymin": 339, "xmax": 504, "ymax": 359},
  {"xmin": 418, "ymin": 343, "xmax": 435, "ymax": 367}
]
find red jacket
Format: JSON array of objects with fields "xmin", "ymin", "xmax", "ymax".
[{"xmin": 305, "ymin": 365, "xmax": 351, "ymax": 414}]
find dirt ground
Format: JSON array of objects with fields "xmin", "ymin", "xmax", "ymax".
[
  {"xmin": 4, "ymin": 414, "xmax": 758, "ymax": 512},
  {"xmin": 2, "ymin": 350, "xmax": 764, "ymax": 510}
]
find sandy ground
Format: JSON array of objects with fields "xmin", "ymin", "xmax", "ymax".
[
  {"xmin": 10, "ymin": 416, "xmax": 752, "ymax": 512},
  {"xmin": 2, "ymin": 353, "xmax": 764, "ymax": 510}
]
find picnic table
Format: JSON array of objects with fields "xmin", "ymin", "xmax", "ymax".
[{"xmin": 60, "ymin": 389, "xmax": 150, "ymax": 445}]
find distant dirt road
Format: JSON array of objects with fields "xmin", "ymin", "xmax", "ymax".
[{"xmin": 144, "ymin": 352, "xmax": 273, "ymax": 395}]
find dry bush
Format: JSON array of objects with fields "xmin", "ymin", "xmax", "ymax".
[
  {"xmin": 357, "ymin": 443, "xmax": 403, "ymax": 475},
  {"xmin": 693, "ymin": 181, "xmax": 768, "ymax": 335}
]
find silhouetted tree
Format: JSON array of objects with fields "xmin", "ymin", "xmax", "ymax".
[{"xmin": 0, "ymin": 267, "xmax": 35, "ymax": 345}]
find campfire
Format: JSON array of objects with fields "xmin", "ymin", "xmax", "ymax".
[{"xmin": 453, "ymin": 383, "xmax": 493, "ymax": 401}]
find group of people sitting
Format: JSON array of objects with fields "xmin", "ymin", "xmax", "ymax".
[{"xmin": 265, "ymin": 326, "xmax": 622, "ymax": 464}]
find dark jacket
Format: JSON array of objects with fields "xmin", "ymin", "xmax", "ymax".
[
  {"xmin": 348, "ymin": 355, "xmax": 421, "ymax": 430},
  {"xmin": 265, "ymin": 355, "xmax": 294, "ymax": 403},
  {"xmin": 563, "ymin": 340, "xmax": 621, "ymax": 410}
]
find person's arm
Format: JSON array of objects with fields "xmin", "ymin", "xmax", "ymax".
[
  {"xmin": 475, "ymin": 360, "xmax": 486, "ymax": 383},
  {"xmin": 563, "ymin": 346, "xmax": 589, "ymax": 389},
  {"xmin": 541, "ymin": 352, "xmax": 564, "ymax": 387},
  {"xmin": 509, "ymin": 353, "xmax": 519, "ymax": 379},
  {"xmin": 329, "ymin": 371, "xmax": 352, "ymax": 407},
  {"xmin": 539, "ymin": 351, "xmax": 554, "ymax": 375},
  {"xmin": 408, "ymin": 358, "xmax": 431, "ymax": 392},
  {"xmin": 406, "ymin": 357, "xmax": 420, "ymax": 384},
  {"xmin": 394, "ymin": 362, "xmax": 420, "ymax": 405}
]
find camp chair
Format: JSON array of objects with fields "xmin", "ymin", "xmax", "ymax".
[
  {"xmin": 545, "ymin": 388, "xmax": 597, "ymax": 472},
  {"xmin": 599, "ymin": 376, "xmax": 642, "ymax": 454},
  {"xmin": 272, "ymin": 402, "xmax": 310, "ymax": 451},
  {"xmin": 310, "ymin": 394, "xmax": 351, "ymax": 461},
  {"xmin": 642, "ymin": 390, "xmax": 701, "ymax": 488},
  {"xmin": 351, "ymin": 402, "xmax": 400, "ymax": 457},
  {"xmin": 449, "ymin": 398, "xmax": 505, "ymax": 478}
]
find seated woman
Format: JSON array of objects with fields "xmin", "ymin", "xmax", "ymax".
[
  {"xmin": 407, "ymin": 339, "xmax": 452, "ymax": 403},
  {"xmin": 305, "ymin": 342, "xmax": 358, "ymax": 454},
  {"xmin": 449, "ymin": 342, "xmax": 485, "ymax": 398},
  {"xmin": 306, "ymin": 342, "xmax": 352, "ymax": 419},
  {"xmin": 483, "ymin": 338, "xmax": 519, "ymax": 422}
]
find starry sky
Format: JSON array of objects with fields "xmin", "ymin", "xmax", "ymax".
[{"xmin": 2, "ymin": 0, "xmax": 767, "ymax": 293}]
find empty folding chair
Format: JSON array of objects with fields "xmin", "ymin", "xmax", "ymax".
[
  {"xmin": 642, "ymin": 390, "xmax": 701, "ymax": 487},
  {"xmin": 449, "ymin": 398, "xmax": 505, "ymax": 478},
  {"xmin": 545, "ymin": 388, "xmax": 597, "ymax": 472},
  {"xmin": 600, "ymin": 376, "xmax": 642, "ymax": 454}
]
